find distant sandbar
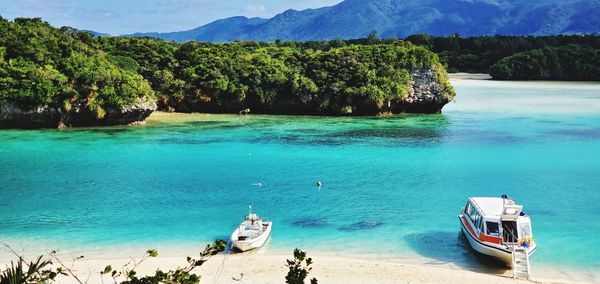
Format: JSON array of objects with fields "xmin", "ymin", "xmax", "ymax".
[{"xmin": 449, "ymin": 73, "xmax": 493, "ymax": 80}]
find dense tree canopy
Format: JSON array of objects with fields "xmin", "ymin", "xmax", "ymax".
[
  {"xmin": 404, "ymin": 34, "xmax": 600, "ymax": 79},
  {"xmin": 96, "ymin": 34, "xmax": 452, "ymax": 115},
  {"xmin": 1, "ymin": 17, "xmax": 455, "ymax": 117},
  {"xmin": 0, "ymin": 17, "xmax": 153, "ymax": 118},
  {"xmin": 489, "ymin": 45, "xmax": 600, "ymax": 80}
]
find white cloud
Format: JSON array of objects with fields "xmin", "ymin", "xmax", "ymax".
[{"xmin": 245, "ymin": 4, "xmax": 267, "ymax": 15}]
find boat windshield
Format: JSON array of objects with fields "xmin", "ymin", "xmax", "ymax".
[{"xmin": 485, "ymin": 221, "xmax": 500, "ymax": 236}]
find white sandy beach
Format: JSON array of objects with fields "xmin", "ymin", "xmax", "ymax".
[
  {"xmin": 46, "ymin": 254, "xmax": 525, "ymax": 284},
  {"xmin": 10, "ymin": 250, "xmax": 591, "ymax": 284},
  {"xmin": 448, "ymin": 73, "xmax": 493, "ymax": 81}
]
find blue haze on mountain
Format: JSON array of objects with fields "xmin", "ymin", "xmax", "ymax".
[{"xmin": 125, "ymin": 0, "xmax": 600, "ymax": 42}]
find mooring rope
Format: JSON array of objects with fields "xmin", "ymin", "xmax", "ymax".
[{"xmin": 213, "ymin": 242, "xmax": 234, "ymax": 283}]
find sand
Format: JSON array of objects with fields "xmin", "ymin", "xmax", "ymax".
[
  {"xmin": 24, "ymin": 251, "xmax": 588, "ymax": 284},
  {"xmin": 449, "ymin": 73, "xmax": 493, "ymax": 80}
]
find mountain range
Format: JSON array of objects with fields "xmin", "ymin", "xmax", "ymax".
[{"xmin": 125, "ymin": 0, "xmax": 600, "ymax": 42}]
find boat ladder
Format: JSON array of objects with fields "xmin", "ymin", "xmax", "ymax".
[{"xmin": 511, "ymin": 246, "xmax": 530, "ymax": 279}]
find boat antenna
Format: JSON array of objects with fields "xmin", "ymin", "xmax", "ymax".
[{"xmin": 249, "ymin": 202, "xmax": 253, "ymax": 215}]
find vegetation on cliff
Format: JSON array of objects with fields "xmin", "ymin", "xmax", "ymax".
[
  {"xmin": 0, "ymin": 18, "xmax": 454, "ymax": 122},
  {"xmin": 0, "ymin": 17, "xmax": 154, "ymax": 119},
  {"xmin": 98, "ymin": 36, "xmax": 453, "ymax": 114}
]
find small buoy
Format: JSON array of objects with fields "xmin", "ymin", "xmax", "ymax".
[{"xmin": 316, "ymin": 181, "xmax": 322, "ymax": 187}]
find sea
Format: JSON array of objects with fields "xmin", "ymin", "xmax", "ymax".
[{"xmin": 1, "ymin": 78, "xmax": 599, "ymax": 281}]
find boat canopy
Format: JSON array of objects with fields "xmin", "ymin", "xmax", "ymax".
[{"xmin": 470, "ymin": 197, "xmax": 522, "ymax": 219}]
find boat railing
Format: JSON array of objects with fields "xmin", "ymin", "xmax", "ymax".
[{"xmin": 503, "ymin": 227, "xmax": 526, "ymax": 248}]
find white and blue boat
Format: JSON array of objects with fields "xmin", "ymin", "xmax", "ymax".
[{"xmin": 459, "ymin": 195, "xmax": 536, "ymax": 277}]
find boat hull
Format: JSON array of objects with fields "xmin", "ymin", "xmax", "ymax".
[
  {"xmin": 231, "ymin": 222, "xmax": 272, "ymax": 252},
  {"xmin": 458, "ymin": 215, "xmax": 536, "ymax": 265}
]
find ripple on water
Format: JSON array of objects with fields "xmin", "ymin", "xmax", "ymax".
[
  {"xmin": 338, "ymin": 221, "xmax": 384, "ymax": 232},
  {"xmin": 338, "ymin": 127, "xmax": 445, "ymax": 140},
  {"xmin": 546, "ymin": 128, "xmax": 600, "ymax": 140},
  {"xmin": 151, "ymin": 137, "xmax": 226, "ymax": 145},
  {"xmin": 290, "ymin": 217, "xmax": 330, "ymax": 228},
  {"xmin": 185, "ymin": 121, "xmax": 243, "ymax": 130},
  {"xmin": 79, "ymin": 128, "xmax": 131, "ymax": 136},
  {"xmin": 447, "ymin": 129, "xmax": 524, "ymax": 145}
]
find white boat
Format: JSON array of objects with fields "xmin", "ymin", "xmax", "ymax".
[
  {"xmin": 230, "ymin": 205, "xmax": 272, "ymax": 252},
  {"xmin": 458, "ymin": 195, "xmax": 536, "ymax": 266}
]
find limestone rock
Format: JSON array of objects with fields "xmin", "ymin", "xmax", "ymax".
[{"xmin": 0, "ymin": 98, "xmax": 156, "ymax": 129}]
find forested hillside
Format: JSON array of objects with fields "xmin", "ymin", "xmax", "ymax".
[
  {"xmin": 3, "ymin": 16, "xmax": 595, "ymax": 129},
  {"xmin": 0, "ymin": 17, "xmax": 154, "ymax": 127},
  {"xmin": 0, "ymin": 17, "xmax": 455, "ymax": 128},
  {"xmin": 405, "ymin": 34, "xmax": 600, "ymax": 76},
  {"xmin": 97, "ymin": 36, "xmax": 454, "ymax": 114},
  {"xmin": 490, "ymin": 45, "xmax": 600, "ymax": 80}
]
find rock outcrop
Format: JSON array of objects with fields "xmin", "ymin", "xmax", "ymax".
[
  {"xmin": 0, "ymin": 99, "xmax": 156, "ymax": 129},
  {"xmin": 390, "ymin": 67, "xmax": 455, "ymax": 114}
]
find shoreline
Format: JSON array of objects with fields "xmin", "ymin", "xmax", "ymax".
[
  {"xmin": 448, "ymin": 73, "xmax": 493, "ymax": 81},
  {"xmin": 55, "ymin": 253, "xmax": 530, "ymax": 284},
  {"xmin": 1, "ymin": 244, "xmax": 595, "ymax": 284},
  {"xmin": 19, "ymin": 253, "xmax": 591, "ymax": 284}
]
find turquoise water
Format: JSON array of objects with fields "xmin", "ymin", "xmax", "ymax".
[{"xmin": 1, "ymin": 80, "xmax": 600, "ymax": 277}]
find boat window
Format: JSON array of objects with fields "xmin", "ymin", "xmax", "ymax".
[
  {"xmin": 467, "ymin": 203, "xmax": 478, "ymax": 222},
  {"xmin": 474, "ymin": 213, "xmax": 482, "ymax": 231},
  {"xmin": 486, "ymin": 222, "xmax": 500, "ymax": 236},
  {"xmin": 478, "ymin": 219, "xmax": 484, "ymax": 233},
  {"xmin": 519, "ymin": 223, "xmax": 532, "ymax": 238}
]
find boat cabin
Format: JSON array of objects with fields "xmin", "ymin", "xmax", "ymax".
[
  {"xmin": 238, "ymin": 213, "xmax": 268, "ymax": 241},
  {"xmin": 463, "ymin": 196, "xmax": 533, "ymax": 246}
]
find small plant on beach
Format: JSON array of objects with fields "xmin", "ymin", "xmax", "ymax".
[
  {"xmin": 285, "ymin": 249, "xmax": 317, "ymax": 284},
  {"xmin": 101, "ymin": 240, "xmax": 227, "ymax": 284},
  {"xmin": 0, "ymin": 255, "xmax": 57, "ymax": 284},
  {"xmin": 1, "ymin": 240, "xmax": 226, "ymax": 284},
  {"xmin": 0, "ymin": 244, "xmax": 73, "ymax": 284}
]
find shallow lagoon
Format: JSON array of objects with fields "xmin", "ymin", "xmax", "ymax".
[{"xmin": 1, "ymin": 79, "xmax": 599, "ymax": 280}]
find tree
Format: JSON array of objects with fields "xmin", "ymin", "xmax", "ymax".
[
  {"xmin": 285, "ymin": 249, "xmax": 318, "ymax": 284},
  {"xmin": 367, "ymin": 30, "xmax": 379, "ymax": 44}
]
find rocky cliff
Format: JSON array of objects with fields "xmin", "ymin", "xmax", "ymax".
[
  {"xmin": 391, "ymin": 67, "xmax": 454, "ymax": 114},
  {"xmin": 0, "ymin": 99, "xmax": 156, "ymax": 129}
]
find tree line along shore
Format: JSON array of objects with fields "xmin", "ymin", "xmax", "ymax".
[{"xmin": 0, "ymin": 17, "xmax": 598, "ymax": 128}]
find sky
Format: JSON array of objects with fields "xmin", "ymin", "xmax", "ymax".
[{"xmin": 0, "ymin": 0, "xmax": 343, "ymax": 35}]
